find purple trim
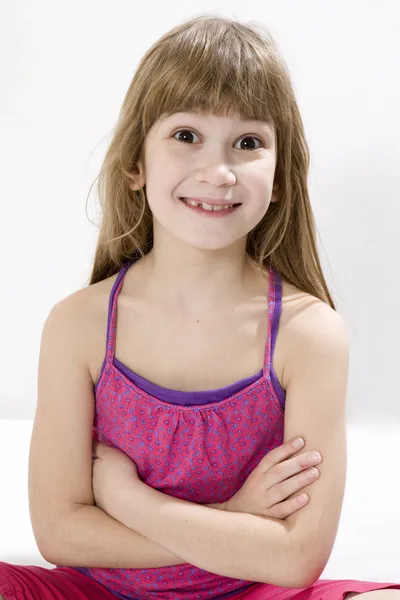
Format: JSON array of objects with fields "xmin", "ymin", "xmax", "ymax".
[
  {"xmin": 269, "ymin": 272, "xmax": 286, "ymax": 408},
  {"xmin": 114, "ymin": 356, "xmax": 263, "ymax": 405}
]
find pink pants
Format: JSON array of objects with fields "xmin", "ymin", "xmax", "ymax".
[
  {"xmin": 0, "ymin": 563, "xmax": 114, "ymax": 599},
  {"xmin": 0, "ymin": 561, "xmax": 400, "ymax": 600}
]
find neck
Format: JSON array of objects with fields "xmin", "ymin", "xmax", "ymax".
[{"xmin": 141, "ymin": 237, "xmax": 259, "ymax": 313}]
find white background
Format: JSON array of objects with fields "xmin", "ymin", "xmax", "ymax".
[{"xmin": 1, "ymin": 0, "xmax": 399, "ymax": 424}]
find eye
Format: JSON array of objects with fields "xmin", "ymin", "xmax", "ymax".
[{"xmin": 172, "ymin": 129, "xmax": 264, "ymax": 150}]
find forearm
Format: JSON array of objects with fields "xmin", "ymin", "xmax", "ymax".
[
  {"xmin": 39, "ymin": 503, "xmax": 185, "ymax": 569},
  {"xmin": 115, "ymin": 483, "xmax": 300, "ymax": 587}
]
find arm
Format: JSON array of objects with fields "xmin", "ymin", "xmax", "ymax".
[
  {"xmin": 29, "ymin": 294, "xmax": 185, "ymax": 568},
  {"xmin": 111, "ymin": 477, "xmax": 296, "ymax": 586},
  {"xmin": 280, "ymin": 300, "xmax": 349, "ymax": 584},
  {"xmin": 99, "ymin": 299, "xmax": 349, "ymax": 588}
]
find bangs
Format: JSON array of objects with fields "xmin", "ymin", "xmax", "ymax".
[{"xmin": 140, "ymin": 20, "xmax": 282, "ymax": 132}]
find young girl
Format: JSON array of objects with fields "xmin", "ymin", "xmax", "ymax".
[{"xmin": 0, "ymin": 13, "xmax": 399, "ymax": 600}]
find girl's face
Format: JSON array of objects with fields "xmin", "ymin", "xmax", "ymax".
[{"xmin": 131, "ymin": 110, "xmax": 279, "ymax": 251}]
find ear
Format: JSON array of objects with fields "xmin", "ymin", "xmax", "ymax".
[
  {"xmin": 271, "ymin": 183, "xmax": 279, "ymax": 203},
  {"xmin": 129, "ymin": 158, "xmax": 146, "ymax": 191}
]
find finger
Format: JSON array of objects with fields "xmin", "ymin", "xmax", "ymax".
[
  {"xmin": 266, "ymin": 466, "xmax": 320, "ymax": 506},
  {"xmin": 258, "ymin": 437, "xmax": 305, "ymax": 473},
  {"xmin": 264, "ymin": 493, "xmax": 309, "ymax": 519},
  {"xmin": 265, "ymin": 451, "xmax": 321, "ymax": 489}
]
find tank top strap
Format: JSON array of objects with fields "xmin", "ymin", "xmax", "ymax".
[
  {"xmin": 104, "ymin": 260, "xmax": 134, "ymax": 366},
  {"xmin": 103, "ymin": 260, "xmax": 281, "ymax": 373},
  {"xmin": 263, "ymin": 267, "xmax": 283, "ymax": 377}
]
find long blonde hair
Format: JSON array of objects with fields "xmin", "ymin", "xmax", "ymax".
[{"xmin": 86, "ymin": 14, "xmax": 335, "ymax": 309}]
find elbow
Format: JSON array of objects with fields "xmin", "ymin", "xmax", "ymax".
[
  {"xmin": 290, "ymin": 545, "xmax": 331, "ymax": 589},
  {"xmin": 31, "ymin": 504, "xmax": 84, "ymax": 566},
  {"xmin": 33, "ymin": 530, "xmax": 57, "ymax": 565},
  {"xmin": 257, "ymin": 532, "xmax": 327, "ymax": 589},
  {"xmin": 38, "ymin": 544, "xmax": 57, "ymax": 566},
  {"xmin": 284, "ymin": 519, "xmax": 338, "ymax": 588},
  {"xmin": 30, "ymin": 513, "xmax": 61, "ymax": 565},
  {"xmin": 270, "ymin": 563, "xmax": 322, "ymax": 590},
  {"xmin": 32, "ymin": 519, "xmax": 65, "ymax": 565},
  {"xmin": 293, "ymin": 565, "xmax": 325, "ymax": 589},
  {"xmin": 35, "ymin": 529, "xmax": 73, "ymax": 567}
]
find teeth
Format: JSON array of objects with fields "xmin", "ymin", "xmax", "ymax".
[{"xmin": 184, "ymin": 199, "xmax": 234, "ymax": 211}]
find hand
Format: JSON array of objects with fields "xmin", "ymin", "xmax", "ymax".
[
  {"xmin": 224, "ymin": 437, "xmax": 322, "ymax": 519},
  {"xmin": 92, "ymin": 441, "xmax": 139, "ymax": 516}
]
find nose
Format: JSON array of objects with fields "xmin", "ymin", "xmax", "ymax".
[{"xmin": 194, "ymin": 164, "xmax": 236, "ymax": 187}]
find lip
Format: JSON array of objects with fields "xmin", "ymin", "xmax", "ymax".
[
  {"xmin": 179, "ymin": 197, "xmax": 240, "ymax": 218},
  {"xmin": 180, "ymin": 197, "xmax": 240, "ymax": 207}
]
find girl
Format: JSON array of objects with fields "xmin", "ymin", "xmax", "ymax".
[{"xmin": 0, "ymin": 13, "xmax": 399, "ymax": 600}]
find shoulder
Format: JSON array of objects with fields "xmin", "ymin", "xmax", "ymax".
[
  {"xmin": 44, "ymin": 273, "xmax": 118, "ymax": 328},
  {"xmin": 281, "ymin": 279, "xmax": 348, "ymax": 340},
  {"xmin": 278, "ymin": 279, "xmax": 349, "ymax": 388},
  {"xmin": 41, "ymin": 272, "xmax": 119, "ymax": 369}
]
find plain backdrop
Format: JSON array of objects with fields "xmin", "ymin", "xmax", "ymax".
[{"xmin": 1, "ymin": 0, "xmax": 399, "ymax": 423}]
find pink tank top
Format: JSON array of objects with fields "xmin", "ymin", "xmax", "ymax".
[{"xmin": 77, "ymin": 260, "xmax": 286, "ymax": 600}]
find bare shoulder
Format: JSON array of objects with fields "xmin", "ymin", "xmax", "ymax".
[
  {"xmin": 45, "ymin": 274, "xmax": 116, "ymax": 329},
  {"xmin": 42, "ymin": 273, "xmax": 118, "ymax": 378},
  {"xmin": 280, "ymin": 279, "xmax": 347, "ymax": 333},
  {"xmin": 277, "ymin": 279, "xmax": 349, "ymax": 388}
]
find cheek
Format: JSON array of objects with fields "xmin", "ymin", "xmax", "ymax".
[
  {"xmin": 252, "ymin": 175, "xmax": 275, "ymax": 211},
  {"xmin": 241, "ymin": 204, "xmax": 269, "ymax": 230},
  {"xmin": 146, "ymin": 160, "xmax": 181, "ymax": 203}
]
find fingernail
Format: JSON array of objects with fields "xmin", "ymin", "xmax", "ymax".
[
  {"xmin": 308, "ymin": 468, "xmax": 319, "ymax": 477},
  {"xmin": 293, "ymin": 437, "xmax": 304, "ymax": 449},
  {"xmin": 310, "ymin": 452, "xmax": 321, "ymax": 461}
]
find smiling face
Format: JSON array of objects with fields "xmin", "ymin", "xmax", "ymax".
[{"xmin": 130, "ymin": 110, "xmax": 279, "ymax": 252}]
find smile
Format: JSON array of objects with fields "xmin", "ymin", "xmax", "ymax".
[{"xmin": 179, "ymin": 197, "xmax": 241, "ymax": 217}]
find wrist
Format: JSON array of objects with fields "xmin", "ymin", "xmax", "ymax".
[{"xmin": 113, "ymin": 478, "xmax": 150, "ymax": 530}]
